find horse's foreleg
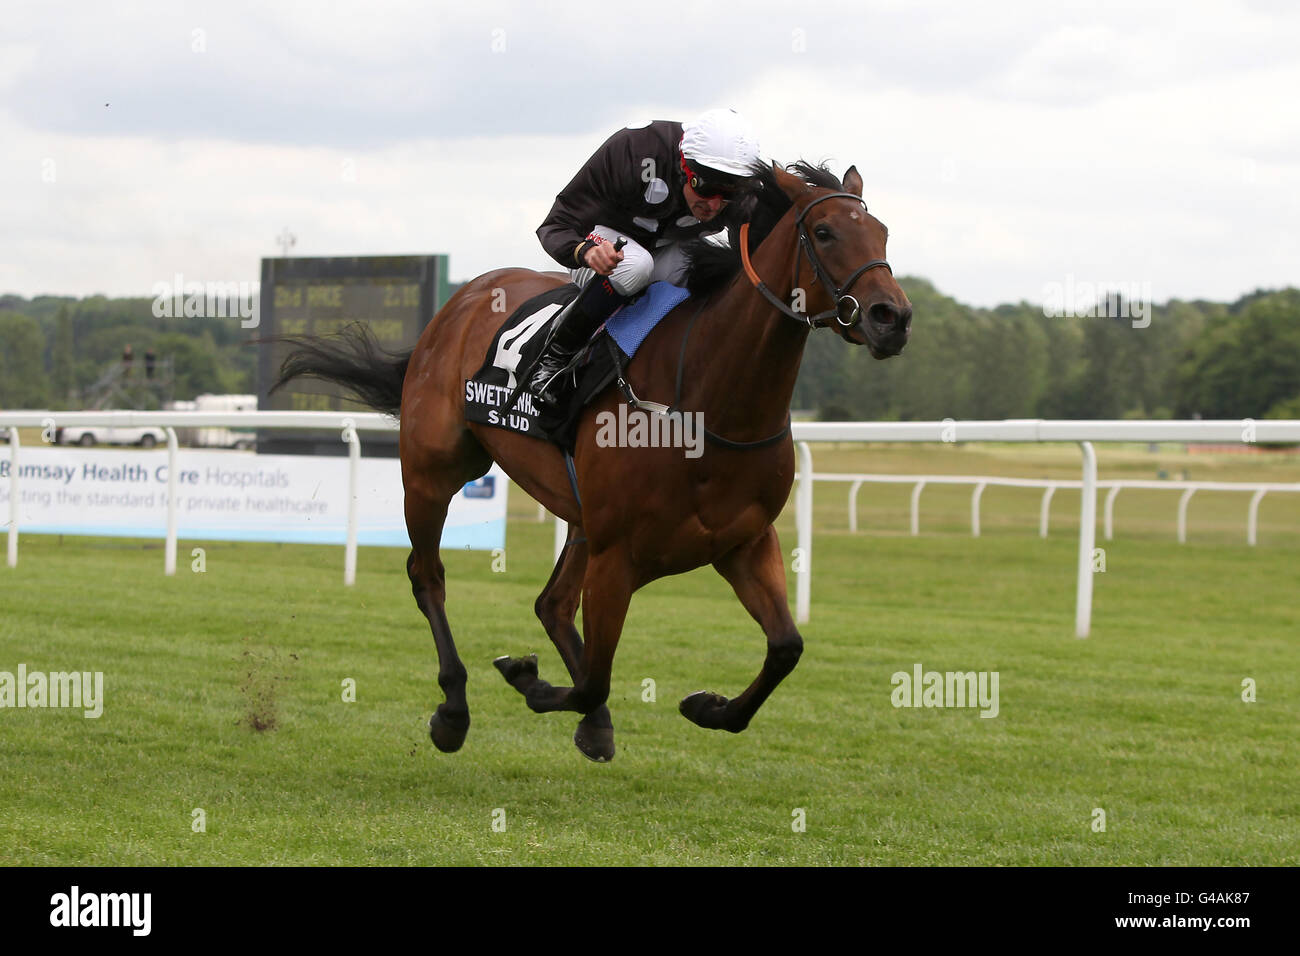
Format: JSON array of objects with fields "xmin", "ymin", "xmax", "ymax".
[
  {"xmin": 496, "ymin": 547, "xmax": 631, "ymax": 760},
  {"xmin": 680, "ymin": 525, "xmax": 803, "ymax": 733}
]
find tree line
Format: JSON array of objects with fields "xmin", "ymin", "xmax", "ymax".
[
  {"xmin": 794, "ymin": 280, "xmax": 1300, "ymax": 422},
  {"xmin": 1, "ymin": 282, "xmax": 1298, "ymax": 419},
  {"xmin": 0, "ymin": 294, "xmax": 256, "ymax": 410}
]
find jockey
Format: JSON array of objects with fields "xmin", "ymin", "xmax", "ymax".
[{"xmin": 529, "ymin": 107, "xmax": 762, "ymax": 408}]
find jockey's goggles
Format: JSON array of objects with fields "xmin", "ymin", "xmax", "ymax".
[{"xmin": 680, "ymin": 154, "xmax": 753, "ymax": 200}]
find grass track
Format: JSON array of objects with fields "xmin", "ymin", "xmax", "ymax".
[{"xmin": 1, "ymin": 444, "xmax": 1297, "ymax": 865}]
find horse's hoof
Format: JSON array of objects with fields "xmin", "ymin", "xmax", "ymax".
[
  {"xmin": 574, "ymin": 720, "xmax": 615, "ymax": 762},
  {"xmin": 679, "ymin": 690, "xmax": 732, "ymax": 730},
  {"xmin": 493, "ymin": 654, "xmax": 538, "ymax": 686},
  {"xmin": 428, "ymin": 708, "xmax": 470, "ymax": 753}
]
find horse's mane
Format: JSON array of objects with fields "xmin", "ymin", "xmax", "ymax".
[{"xmin": 680, "ymin": 161, "xmax": 844, "ymax": 298}]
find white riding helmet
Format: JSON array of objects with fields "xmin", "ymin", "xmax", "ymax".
[{"xmin": 680, "ymin": 108, "xmax": 761, "ymax": 178}]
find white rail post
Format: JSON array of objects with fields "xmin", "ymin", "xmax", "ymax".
[
  {"xmin": 343, "ymin": 419, "xmax": 359, "ymax": 586},
  {"xmin": 165, "ymin": 428, "xmax": 178, "ymax": 575},
  {"xmin": 537, "ymin": 501, "xmax": 546, "ymax": 523},
  {"xmin": 554, "ymin": 515, "xmax": 567, "ymax": 565},
  {"xmin": 910, "ymin": 480, "xmax": 925, "ymax": 536},
  {"xmin": 1076, "ymin": 441, "xmax": 1097, "ymax": 638},
  {"xmin": 6, "ymin": 426, "xmax": 19, "ymax": 568},
  {"xmin": 1039, "ymin": 485, "xmax": 1056, "ymax": 538},
  {"xmin": 1177, "ymin": 488, "xmax": 1196, "ymax": 544},
  {"xmin": 1247, "ymin": 489, "xmax": 1266, "ymax": 546},
  {"xmin": 971, "ymin": 481, "xmax": 987, "ymax": 537},
  {"xmin": 1104, "ymin": 486, "xmax": 1121, "ymax": 541},
  {"xmin": 848, "ymin": 479, "xmax": 863, "ymax": 533},
  {"xmin": 796, "ymin": 441, "xmax": 813, "ymax": 625}
]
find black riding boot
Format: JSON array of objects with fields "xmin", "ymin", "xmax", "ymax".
[{"xmin": 529, "ymin": 276, "xmax": 626, "ymax": 407}]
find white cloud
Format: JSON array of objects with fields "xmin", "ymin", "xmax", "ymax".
[{"xmin": 1, "ymin": 0, "xmax": 1298, "ymax": 308}]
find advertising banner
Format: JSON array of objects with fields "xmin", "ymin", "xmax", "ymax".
[{"xmin": 0, "ymin": 448, "xmax": 505, "ymax": 550}]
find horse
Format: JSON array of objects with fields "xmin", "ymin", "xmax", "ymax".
[{"xmin": 272, "ymin": 160, "xmax": 911, "ymax": 761}]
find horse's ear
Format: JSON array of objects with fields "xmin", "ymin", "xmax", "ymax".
[
  {"xmin": 771, "ymin": 162, "xmax": 811, "ymax": 203},
  {"xmin": 843, "ymin": 165, "xmax": 863, "ymax": 197}
]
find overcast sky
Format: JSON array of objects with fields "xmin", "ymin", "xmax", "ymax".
[{"xmin": 2, "ymin": 0, "xmax": 1297, "ymax": 307}]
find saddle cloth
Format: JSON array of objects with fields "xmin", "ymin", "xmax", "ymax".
[{"xmin": 463, "ymin": 281, "xmax": 691, "ymax": 449}]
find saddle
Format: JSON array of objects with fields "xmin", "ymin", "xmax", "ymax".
[{"xmin": 464, "ymin": 281, "xmax": 691, "ymax": 451}]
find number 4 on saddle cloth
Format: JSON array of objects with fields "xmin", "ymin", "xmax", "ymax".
[{"xmin": 464, "ymin": 280, "xmax": 692, "ymax": 451}]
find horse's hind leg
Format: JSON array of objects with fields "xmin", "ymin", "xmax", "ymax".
[
  {"xmin": 405, "ymin": 483, "xmax": 477, "ymax": 753},
  {"xmin": 680, "ymin": 525, "xmax": 803, "ymax": 733},
  {"xmin": 496, "ymin": 547, "xmax": 632, "ymax": 760},
  {"xmin": 496, "ymin": 524, "xmax": 615, "ymax": 761}
]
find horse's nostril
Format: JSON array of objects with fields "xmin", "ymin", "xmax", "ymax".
[{"xmin": 868, "ymin": 302, "xmax": 905, "ymax": 330}]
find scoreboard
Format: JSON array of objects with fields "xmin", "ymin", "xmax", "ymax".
[{"xmin": 256, "ymin": 254, "xmax": 452, "ymax": 455}]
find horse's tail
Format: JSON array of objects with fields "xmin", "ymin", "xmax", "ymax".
[{"xmin": 269, "ymin": 323, "xmax": 411, "ymax": 417}]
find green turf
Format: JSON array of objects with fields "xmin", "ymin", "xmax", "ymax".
[{"xmin": 1, "ymin": 444, "xmax": 1297, "ymax": 865}]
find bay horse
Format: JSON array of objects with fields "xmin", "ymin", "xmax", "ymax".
[{"xmin": 273, "ymin": 161, "xmax": 911, "ymax": 761}]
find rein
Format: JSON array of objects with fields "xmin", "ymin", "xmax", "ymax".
[
  {"xmin": 606, "ymin": 298, "xmax": 791, "ymax": 451},
  {"xmin": 673, "ymin": 299, "xmax": 791, "ymax": 450}
]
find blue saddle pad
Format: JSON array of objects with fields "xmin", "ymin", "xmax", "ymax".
[{"xmin": 605, "ymin": 281, "xmax": 691, "ymax": 357}]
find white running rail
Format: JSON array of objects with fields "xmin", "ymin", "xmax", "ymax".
[
  {"xmin": 4, "ymin": 413, "xmax": 1299, "ymax": 637},
  {"xmin": 834, "ymin": 473, "xmax": 1300, "ymax": 544}
]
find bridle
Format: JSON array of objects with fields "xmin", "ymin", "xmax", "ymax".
[{"xmin": 740, "ymin": 191, "xmax": 893, "ymax": 330}]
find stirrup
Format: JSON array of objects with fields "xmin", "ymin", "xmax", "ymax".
[{"xmin": 530, "ymin": 352, "xmax": 576, "ymax": 404}]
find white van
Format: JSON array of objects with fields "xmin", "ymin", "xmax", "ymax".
[
  {"xmin": 164, "ymin": 394, "xmax": 258, "ymax": 449},
  {"xmin": 56, "ymin": 418, "xmax": 168, "ymax": 448}
]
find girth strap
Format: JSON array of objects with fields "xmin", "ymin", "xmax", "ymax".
[{"xmin": 563, "ymin": 450, "xmax": 581, "ymax": 510}]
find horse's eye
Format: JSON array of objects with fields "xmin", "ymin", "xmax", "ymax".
[{"xmin": 814, "ymin": 226, "xmax": 833, "ymax": 242}]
